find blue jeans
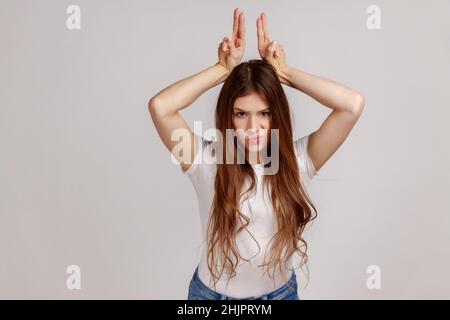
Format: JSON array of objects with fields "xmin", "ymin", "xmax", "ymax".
[{"xmin": 187, "ymin": 266, "xmax": 300, "ymax": 300}]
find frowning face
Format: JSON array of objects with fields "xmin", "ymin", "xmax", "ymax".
[{"xmin": 232, "ymin": 91, "xmax": 271, "ymax": 162}]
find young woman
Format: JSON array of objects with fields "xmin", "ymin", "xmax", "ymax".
[{"xmin": 148, "ymin": 8, "xmax": 365, "ymax": 300}]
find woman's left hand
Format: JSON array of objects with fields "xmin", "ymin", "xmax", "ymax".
[{"xmin": 256, "ymin": 12, "xmax": 292, "ymax": 86}]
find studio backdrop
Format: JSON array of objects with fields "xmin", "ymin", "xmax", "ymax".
[{"xmin": 1, "ymin": 0, "xmax": 449, "ymax": 299}]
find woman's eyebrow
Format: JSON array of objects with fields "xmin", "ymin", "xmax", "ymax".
[{"xmin": 233, "ymin": 107, "xmax": 270, "ymax": 112}]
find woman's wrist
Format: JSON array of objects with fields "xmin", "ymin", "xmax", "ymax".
[
  {"xmin": 214, "ymin": 62, "xmax": 231, "ymax": 83},
  {"xmin": 277, "ymin": 64, "xmax": 291, "ymax": 83},
  {"xmin": 277, "ymin": 64, "xmax": 294, "ymax": 87}
]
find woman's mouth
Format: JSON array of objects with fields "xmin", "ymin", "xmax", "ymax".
[{"xmin": 248, "ymin": 135, "xmax": 262, "ymax": 144}]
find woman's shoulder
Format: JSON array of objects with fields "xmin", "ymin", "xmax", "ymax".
[
  {"xmin": 294, "ymin": 134, "xmax": 320, "ymax": 180},
  {"xmin": 182, "ymin": 134, "xmax": 217, "ymax": 177}
]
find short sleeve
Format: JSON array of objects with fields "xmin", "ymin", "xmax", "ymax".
[
  {"xmin": 183, "ymin": 134, "xmax": 204, "ymax": 177},
  {"xmin": 294, "ymin": 134, "xmax": 319, "ymax": 181}
]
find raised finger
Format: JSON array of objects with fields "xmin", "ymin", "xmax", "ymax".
[
  {"xmin": 232, "ymin": 8, "xmax": 240, "ymax": 40},
  {"xmin": 261, "ymin": 12, "xmax": 269, "ymax": 43},
  {"xmin": 257, "ymin": 17, "xmax": 264, "ymax": 47},
  {"xmin": 238, "ymin": 12, "xmax": 245, "ymax": 44}
]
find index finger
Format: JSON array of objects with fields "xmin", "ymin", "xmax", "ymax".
[
  {"xmin": 257, "ymin": 16, "xmax": 264, "ymax": 45},
  {"xmin": 261, "ymin": 12, "xmax": 269, "ymax": 43}
]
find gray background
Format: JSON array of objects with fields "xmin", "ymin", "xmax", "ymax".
[{"xmin": 1, "ymin": 0, "xmax": 449, "ymax": 299}]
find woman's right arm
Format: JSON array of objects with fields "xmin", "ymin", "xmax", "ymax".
[
  {"xmin": 148, "ymin": 64, "xmax": 230, "ymax": 173},
  {"xmin": 148, "ymin": 8, "xmax": 246, "ymax": 173}
]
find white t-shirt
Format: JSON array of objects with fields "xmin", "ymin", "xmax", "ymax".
[{"xmin": 183, "ymin": 133, "xmax": 319, "ymax": 298}]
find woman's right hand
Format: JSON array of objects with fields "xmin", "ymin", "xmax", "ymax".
[{"xmin": 218, "ymin": 8, "xmax": 246, "ymax": 73}]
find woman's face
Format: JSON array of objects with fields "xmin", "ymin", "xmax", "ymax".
[{"xmin": 232, "ymin": 91, "xmax": 271, "ymax": 157}]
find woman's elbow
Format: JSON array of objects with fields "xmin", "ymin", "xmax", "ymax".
[
  {"xmin": 148, "ymin": 97, "xmax": 164, "ymax": 118},
  {"xmin": 351, "ymin": 93, "xmax": 365, "ymax": 115},
  {"xmin": 148, "ymin": 96, "xmax": 159, "ymax": 110}
]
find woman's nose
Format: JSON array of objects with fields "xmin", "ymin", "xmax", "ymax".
[{"xmin": 247, "ymin": 116, "xmax": 259, "ymax": 130}]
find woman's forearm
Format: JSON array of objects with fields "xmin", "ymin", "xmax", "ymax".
[
  {"xmin": 149, "ymin": 63, "xmax": 230, "ymax": 116},
  {"xmin": 279, "ymin": 65, "xmax": 364, "ymax": 113}
]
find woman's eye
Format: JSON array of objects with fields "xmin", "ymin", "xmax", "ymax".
[
  {"xmin": 235, "ymin": 112, "xmax": 246, "ymax": 118},
  {"xmin": 261, "ymin": 112, "xmax": 271, "ymax": 117}
]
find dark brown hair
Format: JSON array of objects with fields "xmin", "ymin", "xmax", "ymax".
[{"xmin": 206, "ymin": 59, "xmax": 317, "ymax": 290}]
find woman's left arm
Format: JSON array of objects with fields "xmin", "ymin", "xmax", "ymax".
[
  {"xmin": 279, "ymin": 65, "xmax": 365, "ymax": 172},
  {"xmin": 256, "ymin": 12, "xmax": 365, "ymax": 172}
]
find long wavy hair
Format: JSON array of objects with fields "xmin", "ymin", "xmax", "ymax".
[{"xmin": 206, "ymin": 59, "xmax": 317, "ymax": 290}]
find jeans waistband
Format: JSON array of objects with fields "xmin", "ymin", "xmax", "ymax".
[{"xmin": 191, "ymin": 265, "xmax": 298, "ymax": 300}]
